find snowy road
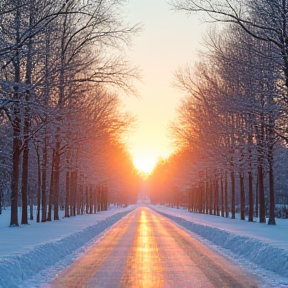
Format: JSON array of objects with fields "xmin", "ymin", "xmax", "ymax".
[{"xmin": 45, "ymin": 207, "xmax": 260, "ymax": 288}]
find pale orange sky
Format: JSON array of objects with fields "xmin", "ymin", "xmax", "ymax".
[{"xmin": 124, "ymin": 0, "xmax": 204, "ymax": 173}]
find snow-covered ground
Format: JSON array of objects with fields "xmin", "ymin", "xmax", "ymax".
[
  {"xmin": 0, "ymin": 205, "xmax": 137, "ymax": 288},
  {"xmin": 152, "ymin": 205, "xmax": 288, "ymax": 288},
  {"xmin": 0, "ymin": 204, "xmax": 287, "ymax": 287}
]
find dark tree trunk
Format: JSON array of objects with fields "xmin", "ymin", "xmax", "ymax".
[
  {"xmin": 240, "ymin": 173, "xmax": 245, "ymax": 220},
  {"xmin": 21, "ymin": 89, "xmax": 30, "ymax": 225},
  {"xmin": 10, "ymin": 4, "xmax": 21, "ymax": 227},
  {"xmin": 36, "ymin": 147, "xmax": 41, "ymax": 223},
  {"xmin": 53, "ymin": 140, "xmax": 60, "ymax": 220},
  {"xmin": 205, "ymin": 174, "xmax": 208, "ymax": 214},
  {"xmin": 29, "ymin": 198, "xmax": 33, "ymax": 220},
  {"xmin": 70, "ymin": 170, "xmax": 77, "ymax": 216},
  {"xmin": 209, "ymin": 177, "xmax": 213, "ymax": 215},
  {"xmin": 267, "ymin": 92, "xmax": 276, "ymax": 225},
  {"xmin": 65, "ymin": 171, "xmax": 70, "ymax": 217},
  {"xmin": 74, "ymin": 170, "xmax": 78, "ymax": 215},
  {"xmin": 231, "ymin": 169, "xmax": 236, "ymax": 219},
  {"xmin": 76, "ymin": 172, "xmax": 81, "ymax": 215},
  {"xmin": 224, "ymin": 170, "xmax": 228, "ymax": 217},
  {"xmin": 41, "ymin": 136, "xmax": 48, "ymax": 222},
  {"xmin": 86, "ymin": 185, "xmax": 89, "ymax": 213},
  {"xmin": 248, "ymin": 170, "xmax": 253, "ymax": 222},
  {"xmin": 255, "ymin": 174, "xmax": 259, "ymax": 218},
  {"xmin": 10, "ymin": 103, "xmax": 21, "ymax": 226},
  {"xmin": 21, "ymin": 1, "xmax": 34, "ymax": 225},
  {"xmin": 103, "ymin": 185, "xmax": 108, "ymax": 211},
  {"xmin": 268, "ymin": 147, "xmax": 276, "ymax": 225},
  {"xmin": 79, "ymin": 182, "xmax": 84, "ymax": 214},
  {"xmin": 258, "ymin": 165, "xmax": 266, "ymax": 223},
  {"xmin": 247, "ymin": 115, "xmax": 254, "ymax": 222},
  {"xmin": 21, "ymin": 136, "xmax": 29, "ymax": 225},
  {"xmin": 220, "ymin": 174, "xmax": 224, "ymax": 217},
  {"xmin": 47, "ymin": 150, "xmax": 55, "ymax": 221},
  {"xmin": 214, "ymin": 176, "xmax": 219, "ymax": 216},
  {"xmin": 257, "ymin": 110, "xmax": 266, "ymax": 223},
  {"xmin": 95, "ymin": 187, "xmax": 98, "ymax": 212},
  {"xmin": 89, "ymin": 186, "xmax": 93, "ymax": 214},
  {"xmin": 10, "ymin": 107, "xmax": 21, "ymax": 226}
]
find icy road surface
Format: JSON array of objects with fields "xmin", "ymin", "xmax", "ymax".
[{"xmin": 45, "ymin": 207, "xmax": 260, "ymax": 288}]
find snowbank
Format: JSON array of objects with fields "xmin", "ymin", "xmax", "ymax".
[
  {"xmin": 152, "ymin": 206, "xmax": 288, "ymax": 278},
  {"xmin": 0, "ymin": 204, "xmax": 287, "ymax": 287},
  {"xmin": 0, "ymin": 206, "xmax": 135, "ymax": 288}
]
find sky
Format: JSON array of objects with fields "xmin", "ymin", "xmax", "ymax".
[{"xmin": 122, "ymin": 0, "xmax": 204, "ymax": 174}]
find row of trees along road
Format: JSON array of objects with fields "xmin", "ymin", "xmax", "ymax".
[
  {"xmin": 0, "ymin": 0, "xmax": 141, "ymax": 226},
  {"xmin": 149, "ymin": 0, "xmax": 288, "ymax": 225}
]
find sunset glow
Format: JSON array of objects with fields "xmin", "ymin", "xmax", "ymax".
[
  {"xmin": 132, "ymin": 154, "xmax": 157, "ymax": 174},
  {"xmin": 124, "ymin": 0, "xmax": 202, "ymax": 169}
]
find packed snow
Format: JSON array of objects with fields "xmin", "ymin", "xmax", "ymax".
[
  {"xmin": 0, "ymin": 205, "xmax": 136, "ymax": 287},
  {"xmin": 0, "ymin": 204, "xmax": 287, "ymax": 287},
  {"xmin": 152, "ymin": 205, "xmax": 288, "ymax": 287}
]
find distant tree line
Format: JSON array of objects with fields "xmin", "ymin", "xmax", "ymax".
[
  {"xmin": 149, "ymin": 0, "xmax": 288, "ymax": 224},
  {"xmin": 0, "ymin": 0, "xmax": 140, "ymax": 225}
]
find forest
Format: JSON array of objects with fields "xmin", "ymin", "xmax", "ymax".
[
  {"xmin": 0, "ymin": 0, "xmax": 140, "ymax": 226},
  {"xmin": 1, "ymin": 0, "xmax": 288, "ymax": 228},
  {"xmin": 149, "ymin": 0, "xmax": 288, "ymax": 225}
]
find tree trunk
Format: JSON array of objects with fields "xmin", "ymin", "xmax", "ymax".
[
  {"xmin": 10, "ymin": 95, "xmax": 21, "ymax": 226},
  {"xmin": 10, "ymin": 3, "xmax": 21, "ymax": 227},
  {"xmin": 224, "ymin": 170, "xmax": 228, "ymax": 217},
  {"xmin": 74, "ymin": 170, "xmax": 78, "ymax": 215},
  {"xmin": 70, "ymin": 170, "xmax": 77, "ymax": 216},
  {"xmin": 255, "ymin": 173, "xmax": 259, "ymax": 218},
  {"xmin": 86, "ymin": 185, "xmax": 89, "ymax": 213},
  {"xmin": 21, "ymin": 0, "xmax": 34, "ymax": 225},
  {"xmin": 240, "ymin": 173, "xmax": 245, "ymax": 220},
  {"xmin": 41, "ymin": 136, "xmax": 48, "ymax": 222},
  {"xmin": 220, "ymin": 174, "xmax": 224, "ymax": 217},
  {"xmin": 267, "ymin": 124, "xmax": 276, "ymax": 225},
  {"xmin": 248, "ymin": 170, "xmax": 253, "ymax": 222},
  {"xmin": 257, "ymin": 110, "xmax": 266, "ymax": 223},
  {"xmin": 209, "ymin": 177, "xmax": 213, "ymax": 215},
  {"xmin": 29, "ymin": 198, "xmax": 33, "ymax": 220},
  {"xmin": 47, "ymin": 150, "xmax": 55, "ymax": 221},
  {"xmin": 214, "ymin": 175, "xmax": 219, "ymax": 216},
  {"xmin": 267, "ymin": 89, "xmax": 276, "ymax": 225},
  {"xmin": 36, "ymin": 146, "xmax": 41, "ymax": 223},
  {"xmin": 204, "ymin": 173, "xmax": 208, "ymax": 214},
  {"xmin": 89, "ymin": 186, "xmax": 93, "ymax": 214},
  {"xmin": 258, "ymin": 165, "xmax": 266, "ymax": 223},
  {"xmin": 231, "ymin": 169, "xmax": 236, "ymax": 219},
  {"xmin": 79, "ymin": 182, "xmax": 84, "ymax": 214},
  {"xmin": 247, "ymin": 115, "xmax": 254, "ymax": 222},
  {"xmin": 53, "ymin": 140, "xmax": 60, "ymax": 220},
  {"xmin": 267, "ymin": 154, "xmax": 276, "ymax": 225},
  {"xmin": 65, "ymin": 170, "xmax": 70, "ymax": 217},
  {"xmin": 21, "ymin": 135, "xmax": 29, "ymax": 225},
  {"xmin": 103, "ymin": 185, "xmax": 108, "ymax": 211},
  {"xmin": 21, "ymin": 88, "xmax": 30, "ymax": 225}
]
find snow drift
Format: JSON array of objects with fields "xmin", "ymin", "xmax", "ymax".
[
  {"xmin": 0, "ymin": 210, "xmax": 132, "ymax": 288},
  {"xmin": 154, "ymin": 209, "xmax": 288, "ymax": 277}
]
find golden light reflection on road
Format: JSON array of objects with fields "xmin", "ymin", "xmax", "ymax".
[
  {"xmin": 120, "ymin": 209, "xmax": 164, "ymax": 288},
  {"xmin": 47, "ymin": 207, "xmax": 260, "ymax": 288},
  {"xmin": 48, "ymin": 214, "xmax": 135, "ymax": 288}
]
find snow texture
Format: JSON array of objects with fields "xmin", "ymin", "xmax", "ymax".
[
  {"xmin": 0, "ymin": 206, "xmax": 135, "ymax": 288},
  {"xmin": 0, "ymin": 204, "xmax": 287, "ymax": 287},
  {"xmin": 152, "ymin": 207, "xmax": 288, "ymax": 277}
]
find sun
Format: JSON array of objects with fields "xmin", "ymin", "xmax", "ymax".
[{"xmin": 132, "ymin": 154, "xmax": 157, "ymax": 175}]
